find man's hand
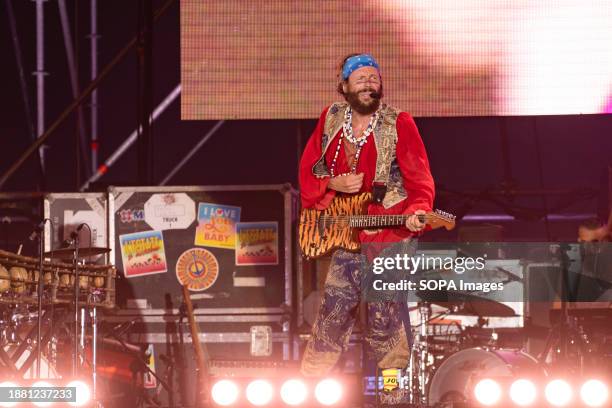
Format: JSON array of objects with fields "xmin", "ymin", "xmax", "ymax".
[
  {"xmin": 406, "ymin": 209, "xmax": 426, "ymax": 232},
  {"xmin": 328, "ymin": 173, "xmax": 364, "ymax": 194}
]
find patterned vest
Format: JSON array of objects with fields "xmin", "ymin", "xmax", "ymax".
[{"xmin": 311, "ymin": 101, "xmax": 408, "ymax": 209}]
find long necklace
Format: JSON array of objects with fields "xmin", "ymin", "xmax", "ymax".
[
  {"xmin": 329, "ymin": 107, "xmax": 380, "ymax": 177},
  {"xmin": 343, "ymin": 107, "xmax": 380, "ymax": 146}
]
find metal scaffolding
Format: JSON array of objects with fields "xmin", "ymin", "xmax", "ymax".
[{"xmin": 0, "ymin": 0, "xmax": 176, "ymax": 190}]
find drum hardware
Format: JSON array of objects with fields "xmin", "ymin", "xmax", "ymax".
[
  {"xmin": 0, "ymin": 240, "xmax": 116, "ymax": 406},
  {"xmin": 103, "ymin": 324, "xmax": 174, "ymax": 407},
  {"xmin": 410, "ymin": 302, "xmax": 431, "ymax": 406},
  {"xmin": 408, "ymin": 300, "xmax": 464, "ymax": 406},
  {"xmin": 427, "ymin": 348, "xmax": 545, "ymax": 406},
  {"xmin": 1, "ymin": 344, "xmax": 58, "ymax": 379},
  {"xmin": 43, "ymin": 222, "xmax": 107, "ymax": 378},
  {"xmin": 92, "ymin": 303, "xmax": 99, "ymax": 404},
  {"xmin": 88, "ymin": 289, "xmax": 105, "ymax": 406},
  {"xmin": 32, "ymin": 218, "xmax": 51, "ymax": 379},
  {"xmin": 0, "ymin": 308, "xmax": 67, "ymax": 379},
  {"xmin": 538, "ymin": 243, "xmax": 592, "ymax": 374},
  {"xmin": 71, "ymin": 223, "xmax": 86, "ymax": 378},
  {"xmin": 416, "ymin": 289, "xmax": 516, "ymax": 318},
  {"xmin": 401, "ymin": 282, "xmax": 535, "ymax": 407}
]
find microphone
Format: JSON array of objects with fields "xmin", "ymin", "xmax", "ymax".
[
  {"xmin": 29, "ymin": 219, "xmax": 49, "ymax": 241},
  {"xmin": 29, "ymin": 230, "xmax": 40, "ymax": 242},
  {"xmin": 110, "ymin": 317, "xmax": 141, "ymax": 338},
  {"xmin": 61, "ymin": 239, "xmax": 74, "ymax": 248},
  {"xmin": 70, "ymin": 223, "xmax": 87, "ymax": 240}
]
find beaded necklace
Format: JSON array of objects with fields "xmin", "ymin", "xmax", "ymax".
[{"xmin": 329, "ymin": 107, "xmax": 380, "ymax": 177}]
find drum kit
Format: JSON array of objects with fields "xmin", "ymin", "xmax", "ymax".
[
  {"xmin": 0, "ymin": 243, "xmax": 116, "ymax": 405},
  {"xmin": 404, "ymin": 286, "xmax": 526, "ymax": 407},
  {"xmin": 397, "ymin": 263, "xmax": 609, "ymax": 408}
]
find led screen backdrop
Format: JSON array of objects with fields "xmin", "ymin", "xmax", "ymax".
[{"xmin": 181, "ymin": 1, "xmax": 612, "ymax": 119}]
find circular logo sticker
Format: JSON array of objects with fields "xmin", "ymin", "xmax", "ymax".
[{"xmin": 176, "ymin": 248, "xmax": 219, "ymax": 291}]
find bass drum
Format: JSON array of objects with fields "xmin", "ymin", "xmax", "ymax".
[{"xmin": 428, "ymin": 348, "xmax": 544, "ymax": 406}]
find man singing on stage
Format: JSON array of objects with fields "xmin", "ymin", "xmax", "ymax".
[{"xmin": 299, "ymin": 53, "xmax": 435, "ymax": 405}]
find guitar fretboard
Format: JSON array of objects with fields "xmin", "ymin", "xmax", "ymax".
[{"xmin": 347, "ymin": 214, "xmax": 427, "ymax": 228}]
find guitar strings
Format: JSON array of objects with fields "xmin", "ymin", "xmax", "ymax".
[{"xmin": 316, "ymin": 214, "xmax": 429, "ymax": 226}]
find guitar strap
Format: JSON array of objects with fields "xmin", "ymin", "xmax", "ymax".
[{"xmin": 371, "ymin": 105, "xmax": 399, "ymax": 206}]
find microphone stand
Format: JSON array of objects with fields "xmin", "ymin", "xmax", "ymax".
[
  {"xmin": 35, "ymin": 220, "xmax": 47, "ymax": 379},
  {"xmin": 72, "ymin": 231, "xmax": 80, "ymax": 377},
  {"xmin": 70, "ymin": 222, "xmax": 91, "ymax": 377}
]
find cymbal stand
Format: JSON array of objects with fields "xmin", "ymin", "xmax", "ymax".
[
  {"xmin": 538, "ymin": 243, "xmax": 589, "ymax": 374},
  {"xmin": 34, "ymin": 217, "xmax": 51, "ymax": 378},
  {"xmin": 88, "ymin": 290, "xmax": 103, "ymax": 407},
  {"xmin": 71, "ymin": 239, "xmax": 80, "ymax": 377},
  {"xmin": 71, "ymin": 222, "xmax": 91, "ymax": 377},
  {"xmin": 407, "ymin": 302, "xmax": 455, "ymax": 407},
  {"xmin": 36, "ymin": 221, "xmax": 45, "ymax": 378},
  {"xmin": 408, "ymin": 302, "xmax": 431, "ymax": 406}
]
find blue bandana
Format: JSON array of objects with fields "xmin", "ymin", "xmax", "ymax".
[{"xmin": 342, "ymin": 54, "xmax": 380, "ymax": 80}]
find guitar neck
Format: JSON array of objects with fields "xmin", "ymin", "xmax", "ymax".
[
  {"xmin": 349, "ymin": 214, "xmax": 426, "ymax": 228},
  {"xmin": 181, "ymin": 285, "xmax": 210, "ymax": 398}
]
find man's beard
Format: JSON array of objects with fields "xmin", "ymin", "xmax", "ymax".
[{"xmin": 345, "ymin": 89, "xmax": 380, "ymax": 115}]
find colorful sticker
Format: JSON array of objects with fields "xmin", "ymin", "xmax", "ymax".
[
  {"xmin": 194, "ymin": 203, "xmax": 241, "ymax": 249},
  {"xmin": 119, "ymin": 208, "xmax": 145, "ymax": 223},
  {"xmin": 235, "ymin": 222, "xmax": 279, "ymax": 265},
  {"xmin": 119, "ymin": 230, "xmax": 168, "ymax": 278},
  {"xmin": 143, "ymin": 344, "xmax": 157, "ymax": 389},
  {"xmin": 176, "ymin": 248, "xmax": 219, "ymax": 291},
  {"xmin": 382, "ymin": 368, "xmax": 400, "ymax": 392},
  {"xmin": 144, "ymin": 193, "xmax": 196, "ymax": 230}
]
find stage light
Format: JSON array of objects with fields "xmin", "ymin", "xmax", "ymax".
[
  {"xmin": 314, "ymin": 378, "xmax": 342, "ymax": 406},
  {"xmin": 0, "ymin": 381, "xmax": 19, "ymax": 407},
  {"xmin": 66, "ymin": 380, "xmax": 91, "ymax": 407},
  {"xmin": 211, "ymin": 380, "xmax": 239, "ymax": 406},
  {"xmin": 545, "ymin": 379, "xmax": 573, "ymax": 407},
  {"xmin": 580, "ymin": 379, "xmax": 609, "ymax": 407},
  {"xmin": 473, "ymin": 378, "xmax": 502, "ymax": 406},
  {"xmin": 31, "ymin": 381, "xmax": 54, "ymax": 407},
  {"xmin": 245, "ymin": 380, "xmax": 273, "ymax": 406},
  {"xmin": 280, "ymin": 379, "xmax": 308, "ymax": 405},
  {"xmin": 509, "ymin": 379, "xmax": 537, "ymax": 406}
]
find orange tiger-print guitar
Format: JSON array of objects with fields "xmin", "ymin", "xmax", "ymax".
[{"xmin": 299, "ymin": 192, "xmax": 456, "ymax": 258}]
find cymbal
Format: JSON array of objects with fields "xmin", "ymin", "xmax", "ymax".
[
  {"xmin": 419, "ymin": 267, "xmax": 523, "ymax": 283},
  {"xmin": 492, "ymin": 266, "xmax": 524, "ymax": 283},
  {"xmin": 43, "ymin": 247, "xmax": 110, "ymax": 259},
  {"xmin": 417, "ymin": 290, "xmax": 516, "ymax": 317}
]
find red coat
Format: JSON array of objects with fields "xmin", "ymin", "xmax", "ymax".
[{"xmin": 299, "ymin": 105, "xmax": 435, "ymax": 243}]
